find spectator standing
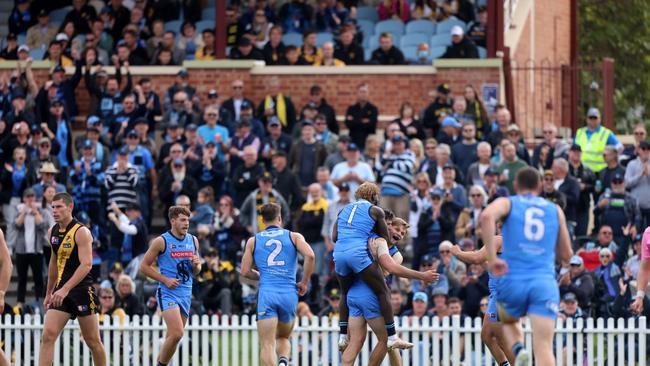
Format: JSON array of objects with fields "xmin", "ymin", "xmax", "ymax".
[
  {"xmin": 231, "ymin": 146, "xmax": 265, "ymax": 207},
  {"xmin": 495, "ymin": 141, "xmax": 527, "ymax": 194},
  {"xmin": 505, "ymin": 124, "xmax": 531, "ymax": 164},
  {"xmin": 260, "ymin": 117, "xmax": 292, "ymax": 166},
  {"xmin": 123, "ymin": 130, "xmax": 156, "ymax": 224},
  {"xmin": 107, "ymin": 202, "xmax": 147, "ymax": 265},
  {"xmin": 486, "ymin": 107, "xmax": 512, "ymax": 148},
  {"xmin": 451, "ymin": 122, "xmax": 479, "ymax": 177},
  {"xmin": 465, "ymin": 142, "xmax": 495, "ymax": 187},
  {"xmin": 379, "ymin": 134, "xmax": 416, "ymax": 221},
  {"xmin": 409, "ymin": 172, "xmax": 432, "ymax": 244},
  {"xmin": 158, "ymin": 158, "xmax": 198, "ymax": 214},
  {"xmin": 438, "ymin": 241, "xmax": 467, "ymax": 293},
  {"xmin": 436, "ymin": 116, "xmax": 461, "ymax": 147},
  {"xmin": 334, "ymin": 25, "xmax": 365, "ymax": 66},
  {"xmin": 553, "ymin": 158, "xmax": 581, "ymax": 229},
  {"xmin": 257, "ymin": 77, "xmax": 297, "ymax": 133},
  {"xmin": 458, "ymin": 263, "xmax": 489, "ymax": 317},
  {"xmin": 212, "ymin": 195, "xmax": 247, "ymax": 263},
  {"xmin": 416, "ymin": 189, "xmax": 455, "ymax": 264},
  {"xmin": 314, "ymin": 114, "xmax": 339, "ymax": 154},
  {"xmin": 395, "ymin": 102, "xmax": 425, "ymax": 140},
  {"xmin": 455, "ymin": 185, "xmax": 487, "ymax": 241},
  {"xmin": 467, "ymin": 6, "xmax": 487, "ymax": 48},
  {"xmin": 442, "ymin": 26, "xmax": 479, "ymax": 59},
  {"xmin": 31, "ymin": 162, "xmax": 66, "ymax": 197},
  {"xmin": 574, "ymin": 107, "xmax": 623, "ymax": 173},
  {"xmin": 621, "ymin": 123, "xmax": 647, "ymax": 166},
  {"xmin": 0, "ymin": 146, "xmax": 29, "ymax": 243},
  {"xmin": 437, "ymin": 163, "xmax": 468, "ymax": 227},
  {"xmin": 568, "ymin": 144, "xmax": 596, "ymax": 236},
  {"xmin": 278, "ymin": 0, "xmax": 313, "ymax": 34},
  {"xmin": 593, "ymin": 248, "xmax": 622, "ymax": 317},
  {"xmin": 288, "ymin": 121, "xmax": 327, "ymax": 188},
  {"xmin": 596, "ymin": 145, "xmax": 626, "ymax": 201},
  {"xmin": 239, "ymin": 172, "xmax": 290, "ymax": 234},
  {"xmin": 228, "ymin": 118, "xmax": 261, "ymax": 175},
  {"xmin": 624, "ymin": 140, "xmax": 650, "ymax": 229},
  {"xmin": 41, "ymin": 98, "xmax": 73, "ymax": 180},
  {"xmin": 297, "ymin": 184, "xmax": 328, "ymax": 277},
  {"xmin": 222, "ymin": 79, "xmax": 254, "ymax": 125},
  {"xmin": 541, "ymin": 170, "xmax": 566, "ymax": 210},
  {"xmin": 532, "ymin": 123, "xmax": 570, "ymax": 170},
  {"xmin": 345, "ymin": 83, "xmax": 378, "ymax": 149},
  {"xmin": 330, "ymin": 143, "xmax": 375, "ymax": 198},
  {"xmin": 271, "ymin": 151, "xmax": 303, "ymax": 214},
  {"xmin": 86, "ymin": 64, "xmax": 132, "ymax": 120},
  {"xmin": 322, "ymin": 180, "xmax": 352, "ymax": 250},
  {"xmin": 370, "ymin": 33, "xmax": 406, "ymax": 65},
  {"xmin": 70, "ymin": 140, "xmax": 105, "ymax": 227},
  {"xmin": 108, "ymin": 0, "xmax": 131, "ymax": 41},
  {"xmin": 9, "ymin": 0, "xmax": 35, "ymax": 35},
  {"xmin": 594, "ymin": 173, "xmax": 640, "ymax": 245},
  {"xmin": 558, "ymin": 256, "xmax": 595, "ymax": 310},
  {"xmin": 26, "ymin": 135, "xmax": 60, "ymax": 186}
]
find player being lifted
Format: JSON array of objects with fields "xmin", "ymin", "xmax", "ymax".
[
  {"xmin": 140, "ymin": 206, "xmax": 202, "ymax": 366},
  {"xmin": 480, "ymin": 168, "xmax": 572, "ymax": 366},
  {"xmin": 333, "ymin": 182, "xmax": 409, "ymax": 350},
  {"xmin": 240, "ymin": 203, "xmax": 315, "ymax": 366},
  {"xmin": 39, "ymin": 193, "xmax": 106, "ymax": 366},
  {"xmin": 0, "ymin": 228, "xmax": 12, "ymax": 366}
]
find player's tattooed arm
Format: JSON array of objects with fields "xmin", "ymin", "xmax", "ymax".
[
  {"xmin": 369, "ymin": 206, "xmax": 390, "ymax": 242},
  {"xmin": 240, "ymin": 237, "xmax": 260, "ymax": 281}
]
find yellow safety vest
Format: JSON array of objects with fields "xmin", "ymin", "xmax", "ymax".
[{"xmin": 575, "ymin": 126, "xmax": 611, "ymax": 173}]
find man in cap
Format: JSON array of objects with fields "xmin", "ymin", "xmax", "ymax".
[
  {"xmin": 625, "ymin": 140, "xmax": 650, "ymax": 229},
  {"xmin": 235, "ymin": 100, "xmax": 265, "ymax": 138},
  {"xmin": 70, "ymin": 139, "xmax": 105, "ymax": 227},
  {"xmin": 314, "ymin": 113, "xmax": 339, "ymax": 154},
  {"xmin": 532, "ymin": 123, "xmax": 570, "ymax": 170},
  {"xmin": 0, "ymin": 33, "xmax": 18, "ymax": 60},
  {"xmin": 26, "ymin": 134, "xmax": 60, "ymax": 185},
  {"xmin": 567, "ymin": 144, "xmax": 596, "ymax": 236},
  {"xmin": 222, "ymin": 79, "xmax": 254, "ymax": 124},
  {"xmin": 558, "ymin": 292, "xmax": 585, "ymax": 321},
  {"xmin": 86, "ymin": 59, "xmax": 132, "ymax": 120},
  {"xmin": 331, "ymin": 142, "xmax": 376, "ymax": 197},
  {"xmin": 156, "ymin": 122, "xmax": 185, "ymax": 169},
  {"xmin": 109, "ymin": 93, "xmax": 145, "ymax": 143},
  {"xmin": 261, "ymin": 116, "xmax": 292, "ymax": 165},
  {"xmin": 422, "ymin": 83, "xmax": 453, "ymax": 138},
  {"xmin": 239, "ymin": 171, "xmax": 290, "ymax": 233},
  {"xmin": 228, "ymin": 118, "xmax": 261, "ymax": 175},
  {"xmin": 379, "ymin": 134, "xmax": 417, "ymax": 223},
  {"xmin": 505, "ymin": 123, "xmax": 531, "ymax": 164},
  {"xmin": 229, "ymin": 37, "xmax": 264, "ymax": 60},
  {"xmin": 436, "ymin": 115, "xmax": 461, "ymax": 147},
  {"xmin": 482, "ymin": 167, "xmax": 509, "ymax": 203},
  {"xmin": 288, "ymin": 120, "xmax": 328, "ymax": 189},
  {"xmin": 594, "ymin": 172, "xmax": 641, "ymax": 245},
  {"xmin": 26, "ymin": 9, "xmax": 57, "ymax": 50},
  {"xmin": 1, "ymin": 89, "xmax": 33, "ymax": 142},
  {"xmin": 574, "ymin": 107, "xmax": 623, "ymax": 173},
  {"xmin": 558, "ymin": 255, "xmax": 595, "ymax": 310},
  {"xmin": 541, "ymin": 169, "xmax": 566, "ymax": 209},
  {"xmin": 442, "ymin": 25, "xmax": 479, "ymax": 59},
  {"xmin": 8, "ymin": 0, "xmax": 35, "ymax": 35},
  {"xmin": 231, "ymin": 145, "xmax": 265, "ymax": 206},
  {"xmin": 204, "ymin": 89, "xmax": 232, "ymax": 125},
  {"xmin": 164, "ymin": 70, "xmax": 196, "ymax": 110}
]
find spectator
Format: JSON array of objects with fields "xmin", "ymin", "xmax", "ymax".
[
  {"xmin": 315, "ymin": 41, "xmax": 345, "ymax": 66},
  {"xmin": 257, "ymin": 77, "xmax": 297, "ymax": 133},
  {"xmin": 594, "ymin": 173, "xmax": 640, "ymax": 245},
  {"xmin": 229, "ymin": 37, "xmax": 264, "ymax": 61},
  {"xmin": 552, "ymin": 158, "xmax": 580, "ymax": 226},
  {"xmin": 621, "ymin": 123, "xmax": 647, "ymax": 166},
  {"xmin": 151, "ymin": 31, "xmax": 185, "ymax": 65},
  {"xmin": 370, "ymin": 32, "xmax": 406, "ymax": 65},
  {"xmin": 318, "ymin": 288, "xmax": 341, "ymax": 319},
  {"xmin": 568, "ymin": 144, "xmax": 596, "ymax": 236},
  {"xmin": 458, "ymin": 263, "xmax": 489, "ymax": 317},
  {"xmin": 442, "ymin": 26, "xmax": 479, "ymax": 59},
  {"xmin": 451, "ymin": 122, "xmax": 479, "ymax": 177},
  {"xmin": 231, "ymin": 146, "xmax": 265, "ymax": 207},
  {"xmin": 334, "ymin": 24, "xmax": 364, "ymax": 66},
  {"xmin": 162, "ymin": 90, "xmax": 198, "ymax": 130},
  {"xmin": 437, "ymin": 163, "xmax": 468, "ymax": 225},
  {"xmin": 557, "ymin": 292, "xmax": 586, "ymax": 321},
  {"xmin": 408, "ymin": 172, "xmax": 432, "ymax": 244},
  {"xmin": 410, "ymin": 42, "xmax": 432, "ymax": 65},
  {"xmin": 119, "ymin": 29, "xmax": 148, "ymax": 65},
  {"xmin": 145, "ymin": 20, "xmax": 165, "ymax": 58},
  {"xmin": 98, "ymin": 287, "xmax": 126, "ymax": 324},
  {"xmin": 558, "ymin": 256, "xmax": 595, "ymax": 310},
  {"xmin": 116, "ymin": 274, "xmax": 142, "ymax": 316},
  {"xmin": 495, "ymin": 141, "xmax": 527, "ymax": 194},
  {"xmin": 532, "ymin": 123, "xmax": 570, "ymax": 170},
  {"xmin": 27, "ymin": 135, "xmax": 61, "ymax": 185},
  {"xmin": 165, "ymin": 70, "xmax": 197, "ymax": 110},
  {"xmin": 436, "ymin": 116, "xmax": 462, "ymax": 147},
  {"xmin": 281, "ymin": 45, "xmax": 308, "ymax": 65},
  {"xmin": 196, "ymin": 140, "xmax": 227, "ymax": 194},
  {"xmin": 109, "ymin": 94, "xmax": 145, "ymax": 144},
  {"xmin": 505, "ymin": 124, "xmax": 531, "ymax": 164},
  {"xmin": 9, "ymin": 0, "xmax": 35, "ymax": 35},
  {"xmin": 313, "ymin": 113, "xmax": 339, "ymax": 154},
  {"xmin": 0, "ymin": 33, "xmax": 19, "ymax": 60},
  {"xmin": 316, "ymin": 167, "xmax": 339, "ymax": 203},
  {"xmin": 404, "ymin": 291, "xmax": 433, "ymax": 318},
  {"xmin": 462, "ymin": 85, "xmax": 489, "ymax": 138},
  {"xmin": 467, "ymin": 6, "xmax": 487, "ymax": 48},
  {"xmin": 297, "ymin": 183, "xmax": 328, "ymax": 276},
  {"xmin": 86, "ymin": 64, "xmax": 132, "ymax": 120},
  {"xmin": 212, "ymin": 195, "xmax": 247, "ymax": 263},
  {"xmin": 417, "ymin": 189, "xmax": 454, "ymax": 263},
  {"xmin": 245, "ymin": 9, "xmax": 273, "ymax": 49},
  {"xmin": 578, "ymin": 225, "xmax": 620, "ymax": 271},
  {"xmin": 330, "ymin": 142, "xmax": 375, "ymax": 197},
  {"xmin": 624, "ymin": 140, "xmax": 650, "ymax": 229},
  {"xmin": 239, "ymin": 172, "xmax": 290, "ymax": 234},
  {"xmin": 425, "ymin": 143, "xmax": 463, "ymax": 187},
  {"xmin": 190, "ymin": 187, "xmax": 215, "ymax": 228},
  {"xmin": 271, "ymin": 151, "xmax": 303, "ymax": 213},
  {"xmin": 158, "ymin": 158, "xmax": 198, "ymax": 214},
  {"xmin": 105, "ymin": 146, "xmax": 138, "ymax": 213},
  {"xmin": 222, "ymin": 79, "xmax": 254, "ymax": 125},
  {"xmin": 465, "ymin": 142, "xmax": 495, "ymax": 187},
  {"xmin": 26, "ymin": 9, "xmax": 57, "ymax": 50},
  {"xmin": 455, "ymin": 185, "xmax": 487, "ymax": 241},
  {"xmin": 574, "ymin": 107, "xmax": 623, "ymax": 173},
  {"xmin": 107, "ymin": 202, "xmax": 147, "ymax": 265},
  {"xmin": 178, "ymin": 21, "xmax": 204, "ymax": 61},
  {"xmin": 379, "ymin": 0, "xmax": 411, "ymax": 22},
  {"xmin": 278, "ymin": 0, "xmax": 313, "ymax": 34},
  {"xmin": 315, "ymin": 0, "xmax": 348, "ymax": 32},
  {"xmin": 486, "ymin": 107, "xmax": 512, "ymax": 148},
  {"xmin": 262, "ymin": 25, "xmax": 285, "ymax": 65},
  {"xmin": 395, "ymin": 101, "xmax": 425, "ymax": 140},
  {"xmin": 123, "ymin": 129, "xmax": 156, "ymax": 223},
  {"xmin": 593, "ymin": 247, "xmax": 622, "ymax": 317},
  {"xmin": 379, "ymin": 134, "xmax": 416, "ymax": 221},
  {"xmin": 623, "ymin": 234, "xmax": 643, "ymax": 280},
  {"xmin": 197, "ymin": 106, "xmax": 229, "ymax": 147},
  {"xmin": 70, "ymin": 139, "xmax": 105, "ymax": 225},
  {"xmin": 260, "ymin": 117, "xmax": 291, "ymax": 165},
  {"xmin": 345, "ymin": 83, "xmax": 378, "ymax": 149},
  {"xmin": 288, "ymin": 121, "xmax": 328, "ymax": 187},
  {"xmin": 197, "ymin": 247, "xmax": 239, "ymax": 315},
  {"xmin": 450, "ymin": 96, "xmax": 475, "ymax": 126},
  {"xmin": 594, "ymin": 145, "xmax": 626, "ymax": 202},
  {"xmin": 438, "ymin": 241, "xmax": 467, "ymax": 293},
  {"xmin": 228, "ymin": 119, "xmax": 261, "ymax": 174},
  {"xmin": 108, "ymin": 0, "xmax": 131, "ymax": 41},
  {"xmin": 31, "ymin": 162, "xmax": 66, "ymax": 198},
  {"xmin": 391, "ymin": 289, "xmax": 407, "ymax": 316}
]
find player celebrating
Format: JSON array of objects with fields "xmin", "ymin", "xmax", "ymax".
[
  {"xmin": 451, "ymin": 235, "xmax": 514, "ymax": 366},
  {"xmin": 39, "ymin": 193, "xmax": 106, "ymax": 366},
  {"xmin": 240, "ymin": 203, "xmax": 315, "ymax": 366},
  {"xmin": 0, "ymin": 228, "xmax": 12, "ymax": 366},
  {"xmin": 333, "ymin": 182, "xmax": 408, "ymax": 351},
  {"xmin": 343, "ymin": 216, "xmax": 439, "ymax": 366},
  {"xmin": 140, "ymin": 206, "xmax": 201, "ymax": 366},
  {"xmin": 480, "ymin": 167, "xmax": 572, "ymax": 366},
  {"xmin": 631, "ymin": 225, "xmax": 650, "ymax": 314}
]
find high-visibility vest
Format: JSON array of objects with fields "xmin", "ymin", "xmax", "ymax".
[{"xmin": 575, "ymin": 126, "xmax": 611, "ymax": 172}]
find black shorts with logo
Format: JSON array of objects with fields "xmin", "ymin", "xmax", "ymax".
[{"xmin": 48, "ymin": 285, "xmax": 99, "ymax": 319}]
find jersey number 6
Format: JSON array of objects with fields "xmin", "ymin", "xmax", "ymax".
[{"xmin": 523, "ymin": 207, "xmax": 545, "ymax": 241}]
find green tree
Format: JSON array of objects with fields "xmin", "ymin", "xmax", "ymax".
[{"xmin": 579, "ymin": 0, "xmax": 650, "ymax": 132}]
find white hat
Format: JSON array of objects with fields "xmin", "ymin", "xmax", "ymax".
[
  {"xmin": 55, "ymin": 33, "xmax": 69, "ymax": 42},
  {"xmin": 18, "ymin": 45, "xmax": 29, "ymax": 53},
  {"xmin": 451, "ymin": 25, "xmax": 464, "ymax": 36}
]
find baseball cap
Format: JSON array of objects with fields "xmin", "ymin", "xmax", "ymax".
[
  {"xmin": 238, "ymin": 37, "xmax": 252, "ymax": 47},
  {"xmin": 413, "ymin": 292, "xmax": 428, "ymax": 303},
  {"xmin": 238, "ymin": 119, "xmax": 251, "ymax": 127},
  {"xmin": 55, "ymin": 33, "xmax": 69, "ymax": 42},
  {"xmin": 458, "ymin": 238, "xmax": 475, "ymax": 250},
  {"xmin": 339, "ymin": 134, "xmax": 351, "ymax": 143},
  {"xmin": 12, "ymin": 88, "xmax": 26, "ymax": 99},
  {"xmin": 569, "ymin": 255, "xmax": 583, "ymax": 266},
  {"xmin": 38, "ymin": 137, "xmax": 51, "ymax": 145},
  {"xmin": 441, "ymin": 116, "xmax": 461, "ymax": 129},
  {"xmin": 437, "ymin": 83, "xmax": 450, "ymax": 94},
  {"xmin": 22, "ymin": 187, "xmax": 35, "ymax": 198},
  {"xmin": 451, "ymin": 25, "xmax": 464, "ymax": 36},
  {"xmin": 18, "ymin": 45, "xmax": 29, "ymax": 53},
  {"xmin": 431, "ymin": 287, "xmax": 448, "ymax": 297},
  {"xmin": 562, "ymin": 292, "xmax": 577, "ymax": 302},
  {"xmin": 125, "ymin": 203, "xmax": 141, "ymax": 211},
  {"xmin": 599, "ymin": 247, "xmax": 612, "ymax": 257},
  {"xmin": 442, "ymin": 162, "xmax": 455, "ymax": 170},
  {"xmin": 86, "ymin": 115, "xmax": 101, "ymax": 125},
  {"xmin": 31, "ymin": 124, "xmax": 42, "ymax": 133},
  {"xmin": 305, "ymin": 101, "xmax": 318, "ymax": 110},
  {"xmin": 391, "ymin": 134, "xmax": 406, "ymax": 143},
  {"xmin": 569, "ymin": 144, "xmax": 582, "ymax": 152},
  {"xmin": 52, "ymin": 64, "xmax": 65, "ymax": 74},
  {"xmin": 241, "ymin": 100, "xmax": 253, "ymax": 109},
  {"xmin": 82, "ymin": 139, "xmax": 93, "ymax": 149},
  {"xmin": 259, "ymin": 171, "xmax": 273, "ymax": 182},
  {"xmin": 339, "ymin": 182, "xmax": 350, "ymax": 191},
  {"xmin": 185, "ymin": 123, "xmax": 198, "ymax": 131},
  {"xmin": 177, "ymin": 69, "xmax": 189, "ymax": 78},
  {"xmin": 329, "ymin": 288, "xmax": 341, "ymax": 299},
  {"xmin": 208, "ymin": 89, "xmax": 218, "ymax": 98},
  {"xmin": 111, "ymin": 262, "xmax": 123, "ymax": 272},
  {"xmin": 126, "ymin": 130, "xmax": 138, "ymax": 138},
  {"xmin": 38, "ymin": 9, "xmax": 48, "ymax": 17},
  {"xmin": 86, "ymin": 127, "xmax": 100, "ymax": 134},
  {"xmin": 544, "ymin": 169, "xmax": 554, "ymax": 177},
  {"xmin": 118, "ymin": 146, "xmax": 129, "ymax": 155},
  {"xmin": 587, "ymin": 107, "xmax": 600, "ymax": 118},
  {"xmin": 134, "ymin": 117, "xmax": 148, "ymax": 126},
  {"xmin": 507, "ymin": 124, "xmax": 521, "ymax": 133},
  {"xmin": 612, "ymin": 173, "xmax": 624, "ymax": 183},
  {"xmin": 484, "ymin": 168, "xmax": 497, "ymax": 176},
  {"xmin": 634, "ymin": 233, "xmax": 643, "ymax": 243},
  {"xmin": 430, "ymin": 188, "xmax": 444, "ymax": 198},
  {"xmin": 421, "ymin": 253, "xmax": 434, "ymax": 265},
  {"xmin": 301, "ymin": 120, "xmax": 314, "ymax": 127},
  {"xmin": 268, "ymin": 116, "xmax": 281, "ymax": 127},
  {"xmin": 272, "ymin": 150, "xmax": 287, "ymax": 158},
  {"xmin": 205, "ymin": 140, "xmax": 216, "ymax": 148},
  {"xmin": 166, "ymin": 121, "xmax": 180, "ymax": 129},
  {"xmin": 346, "ymin": 143, "xmax": 359, "ymax": 151}
]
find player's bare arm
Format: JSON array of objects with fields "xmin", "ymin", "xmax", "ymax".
[
  {"xmin": 191, "ymin": 236, "xmax": 202, "ymax": 275},
  {"xmin": 0, "ymin": 229, "xmax": 12, "ymax": 313},
  {"xmin": 451, "ymin": 236, "xmax": 503, "ymax": 264},
  {"xmin": 370, "ymin": 238, "xmax": 438, "ymax": 283},
  {"xmin": 139, "ymin": 237, "xmax": 179, "ymax": 289},
  {"xmin": 44, "ymin": 227, "xmax": 57, "ymax": 309},
  {"xmin": 369, "ymin": 206, "xmax": 390, "ymax": 241},
  {"xmin": 292, "ymin": 231, "xmax": 316, "ymax": 296},
  {"xmin": 555, "ymin": 206, "xmax": 573, "ymax": 266},
  {"xmin": 331, "ymin": 218, "xmax": 338, "ymax": 243},
  {"xmin": 480, "ymin": 197, "xmax": 511, "ymax": 275},
  {"xmin": 240, "ymin": 237, "xmax": 260, "ymax": 281},
  {"xmin": 50, "ymin": 226, "xmax": 93, "ymax": 308}
]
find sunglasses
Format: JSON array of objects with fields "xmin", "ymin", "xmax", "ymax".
[
  {"xmin": 422, "ymin": 262, "xmax": 433, "ymax": 266},
  {"xmin": 101, "ymin": 296, "xmax": 114, "ymax": 299},
  {"xmin": 173, "ymin": 100, "xmax": 186, "ymax": 104},
  {"xmin": 425, "ymin": 146, "xmax": 436, "ymax": 150},
  {"xmin": 612, "ymin": 180, "xmax": 624, "ymax": 184},
  {"xmin": 439, "ymin": 250, "xmax": 450, "ymax": 254},
  {"xmin": 641, "ymin": 147, "xmax": 650, "ymax": 151},
  {"xmin": 462, "ymin": 129, "xmax": 474, "ymax": 132},
  {"xmin": 470, "ymin": 193, "xmax": 482, "ymax": 197},
  {"xmin": 634, "ymin": 132, "xmax": 645, "ymax": 135},
  {"xmin": 588, "ymin": 116, "xmax": 598, "ymax": 120},
  {"xmin": 601, "ymin": 231, "xmax": 612, "ymax": 235},
  {"xmin": 599, "ymin": 255, "xmax": 611, "ymax": 258},
  {"xmin": 232, "ymin": 86, "xmax": 243, "ymax": 89},
  {"xmin": 206, "ymin": 113, "xmax": 217, "ymax": 117},
  {"xmin": 543, "ymin": 130, "xmax": 554, "ymax": 134},
  {"xmin": 480, "ymin": 303, "xmax": 488, "ymax": 307}
]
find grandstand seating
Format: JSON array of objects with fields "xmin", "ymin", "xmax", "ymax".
[
  {"xmin": 195, "ymin": 20, "xmax": 215, "ymax": 32},
  {"xmin": 374, "ymin": 19, "xmax": 405, "ymax": 37},
  {"xmin": 405, "ymin": 19, "xmax": 436, "ymax": 36},
  {"xmin": 49, "ymin": 6, "xmax": 71, "ymax": 23},
  {"xmin": 356, "ymin": 6, "xmax": 379, "ymax": 23},
  {"xmin": 430, "ymin": 33, "xmax": 452, "ymax": 48},
  {"xmin": 357, "ymin": 19, "xmax": 375, "ymax": 38},
  {"xmin": 400, "ymin": 33, "xmax": 430, "ymax": 49},
  {"xmin": 164, "ymin": 20, "xmax": 183, "ymax": 33},
  {"xmin": 436, "ymin": 17, "xmax": 467, "ymax": 34},
  {"xmin": 316, "ymin": 32, "xmax": 333, "ymax": 47},
  {"xmin": 202, "ymin": 8, "xmax": 216, "ymax": 20},
  {"xmin": 282, "ymin": 33, "xmax": 303, "ymax": 47}
]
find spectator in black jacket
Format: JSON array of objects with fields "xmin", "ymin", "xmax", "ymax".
[
  {"xmin": 229, "ymin": 37, "xmax": 264, "ymax": 61},
  {"xmin": 558, "ymin": 255, "xmax": 595, "ymax": 310},
  {"xmin": 1, "ymin": 89, "xmax": 34, "ymax": 144},
  {"xmin": 63, "ymin": 0, "xmax": 98, "ymax": 34},
  {"xmin": 370, "ymin": 32, "xmax": 405, "ymax": 65},
  {"xmin": 421, "ymin": 84, "xmax": 452, "ymax": 138},
  {"xmin": 442, "ymin": 26, "xmax": 479, "ymax": 59},
  {"xmin": 85, "ymin": 62, "xmax": 132, "ymax": 120},
  {"xmin": 231, "ymin": 146, "xmax": 265, "ymax": 206},
  {"xmin": 553, "ymin": 158, "xmax": 581, "ymax": 227},
  {"xmin": 107, "ymin": 202, "xmax": 147, "ymax": 264},
  {"xmin": 416, "ymin": 189, "xmax": 454, "ymax": 267},
  {"xmin": 222, "ymin": 79, "xmax": 254, "ymax": 125},
  {"xmin": 568, "ymin": 144, "xmax": 596, "ymax": 236},
  {"xmin": 44, "ymin": 60, "xmax": 83, "ymax": 118},
  {"xmin": 262, "ymin": 25, "xmax": 286, "ymax": 65},
  {"xmin": 9, "ymin": 0, "xmax": 35, "ymax": 35},
  {"xmin": 116, "ymin": 274, "xmax": 142, "ymax": 316},
  {"xmin": 158, "ymin": 158, "xmax": 198, "ymax": 214},
  {"xmin": 345, "ymin": 83, "xmax": 378, "ymax": 150},
  {"xmin": 334, "ymin": 25, "xmax": 364, "ymax": 65},
  {"xmin": 260, "ymin": 117, "xmax": 292, "ymax": 167},
  {"xmin": 271, "ymin": 151, "xmax": 304, "ymax": 214},
  {"xmin": 305, "ymin": 84, "xmax": 338, "ymax": 134},
  {"xmin": 458, "ymin": 263, "xmax": 489, "ymax": 317}
]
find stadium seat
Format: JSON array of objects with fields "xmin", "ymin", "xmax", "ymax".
[
  {"xmin": 282, "ymin": 33, "xmax": 303, "ymax": 47},
  {"xmin": 316, "ymin": 32, "xmax": 333, "ymax": 47},
  {"xmin": 49, "ymin": 6, "xmax": 71, "ymax": 23},
  {"xmin": 357, "ymin": 6, "xmax": 379, "ymax": 23},
  {"xmin": 430, "ymin": 45, "xmax": 447, "ymax": 59},
  {"xmin": 29, "ymin": 48, "xmax": 45, "ymax": 60},
  {"xmin": 430, "ymin": 33, "xmax": 452, "ymax": 48},
  {"xmin": 400, "ymin": 33, "xmax": 429, "ymax": 48},
  {"xmin": 369, "ymin": 33, "xmax": 401, "ymax": 51},
  {"xmin": 375, "ymin": 20, "xmax": 404, "ymax": 37},
  {"xmin": 436, "ymin": 17, "xmax": 467, "ymax": 35},
  {"xmin": 195, "ymin": 20, "xmax": 215, "ymax": 32},
  {"xmin": 478, "ymin": 46, "xmax": 487, "ymax": 58},
  {"xmin": 164, "ymin": 20, "xmax": 183, "ymax": 33},
  {"xmin": 202, "ymin": 7, "xmax": 216, "ymax": 20},
  {"xmin": 357, "ymin": 19, "xmax": 375, "ymax": 38},
  {"xmin": 402, "ymin": 45, "xmax": 418, "ymax": 62},
  {"xmin": 17, "ymin": 34, "xmax": 26, "ymax": 46},
  {"xmin": 405, "ymin": 20, "xmax": 436, "ymax": 36},
  {"xmin": 364, "ymin": 48, "xmax": 372, "ymax": 62}
]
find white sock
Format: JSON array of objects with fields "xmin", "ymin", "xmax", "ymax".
[{"xmin": 388, "ymin": 334, "xmax": 397, "ymax": 341}]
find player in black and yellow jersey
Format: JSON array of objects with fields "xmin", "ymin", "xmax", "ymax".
[
  {"xmin": 0, "ymin": 228, "xmax": 12, "ymax": 366},
  {"xmin": 39, "ymin": 192, "xmax": 106, "ymax": 366}
]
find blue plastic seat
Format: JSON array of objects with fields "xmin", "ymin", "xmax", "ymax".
[
  {"xmin": 430, "ymin": 45, "xmax": 447, "ymax": 59},
  {"xmin": 49, "ymin": 6, "xmax": 71, "ymax": 23},
  {"xmin": 400, "ymin": 33, "xmax": 429, "ymax": 48},
  {"xmin": 164, "ymin": 20, "xmax": 183, "ymax": 33},
  {"xmin": 478, "ymin": 46, "xmax": 487, "ymax": 58},
  {"xmin": 29, "ymin": 48, "xmax": 45, "ymax": 60},
  {"xmin": 195, "ymin": 20, "xmax": 215, "ymax": 32},
  {"xmin": 405, "ymin": 19, "xmax": 436, "ymax": 35},
  {"xmin": 316, "ymin": 32, "xmax": 333, "ymax": 47},
  {"xmin": 282, "ymin": 33, "xmax": 303, "ymax": 47},
  {"xmin": 401, "ymin": 45, "xmax": 418, "ymax": 62},
  {"xmin": 357, "ymin": 6, "xmax": 379, "ymax": 23},
  {"xmin": 202, "ymin": 8, "xmax": 216, "ymax": 20},
  {"xmin": 357, "ymin": 19, "xmax": 375, "ymax": 38},
  {"xmin": 374, "ymin": 19, "xmax": 404, "ymax": 36},
  {"xmin": 430, "ymin": 33, "xmax": 452, "ymax": 47},
  {"xmin": 436, "ymin": 17, "xmax": 467, "ymax": 35}
]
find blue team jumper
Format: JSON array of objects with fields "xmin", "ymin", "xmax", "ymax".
[
  {"xmin": 254, "ymin": 226, "xmax": 299, "ymax": 323},
  {"xmin": 497, "ymin": 194, "xmax": 560, "ymax": 319},
  {"xmin": 486, "ymin": 250, "xmax": 502, "ymax": 322},
  {"xmin": 333, "ymin": 199, "xmax": 377, "ymax": 276},
  {"xmin": 157, "ymin": 231, "xmax": 197, "ymax": 318}
]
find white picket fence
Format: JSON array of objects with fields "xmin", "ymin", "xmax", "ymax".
[{"xmin": 0, "ymin": 314, "xmax": 647, "ymax": 366}]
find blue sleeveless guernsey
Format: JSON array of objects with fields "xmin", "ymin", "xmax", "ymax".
[
  {"xmin": 157, "ymin": 231, "xmax": 196, "ymax": 317},
  {"xmin": 497, "ymin": 194, "xmax": 561, "ymax": 319},
  {"xmin": 333, "ymin": 199, "xmax": 376, "ymax": 276},
  {"xmin": 254, "ymin": 226, "xmax": 299, "ymax": 322}
]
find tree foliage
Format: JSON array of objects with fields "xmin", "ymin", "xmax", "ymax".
[{"xmin": 579, "ymin": 0, "xmax": 650, "ymax": 132}]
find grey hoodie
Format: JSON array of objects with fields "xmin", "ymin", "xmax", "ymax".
[{"xmin": 624, "ymin": 157, "xmax": 650, "ymax": 209}]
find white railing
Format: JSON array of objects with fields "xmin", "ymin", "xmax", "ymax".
[{"xmin": 0, "ymin": 314, "xmax": 647, "ymax": 366}]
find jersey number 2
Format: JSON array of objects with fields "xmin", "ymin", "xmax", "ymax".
[
  {"xmin": 266, "ymin": 239, "xmax": 285, "ymax": 267},
  {"xmin": 523, "ymin": 207, "xmax": 545, "ymax": 241}
]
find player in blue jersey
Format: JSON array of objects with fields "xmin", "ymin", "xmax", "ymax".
[
  {"xmin": 480, "ymin": 167, "xmax": 572, "ymax": 366},
  {"xmin": 332, "ymin": 182, "xmax": 409, "ymax": 351},
  {"xmin": 240, "ymin": 203, "xmax": 315, "ymax": 366},
  {"xmin": 343, "ymin": 216, "xmax": 439, "ymax": 366},
  {"xmin": 139, "ymin": 206, "xmax": 202, "ymax": 366},
  {"xmin": 0, "ymin": 229, "xmax": 11, "ymax": 366},
  {"xmin": 451, "ymin": 235, "xmax": 514, "ymax": 366}
]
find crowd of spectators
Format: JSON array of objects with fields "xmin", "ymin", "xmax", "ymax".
[{"xmin": 4, "ymin": 0, "xmax": 486, "ymax": 67}]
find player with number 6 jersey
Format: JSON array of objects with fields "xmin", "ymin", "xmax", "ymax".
[{"xmin": 241, "ymin": 203, "xmax": 315, "ymax": 366}]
